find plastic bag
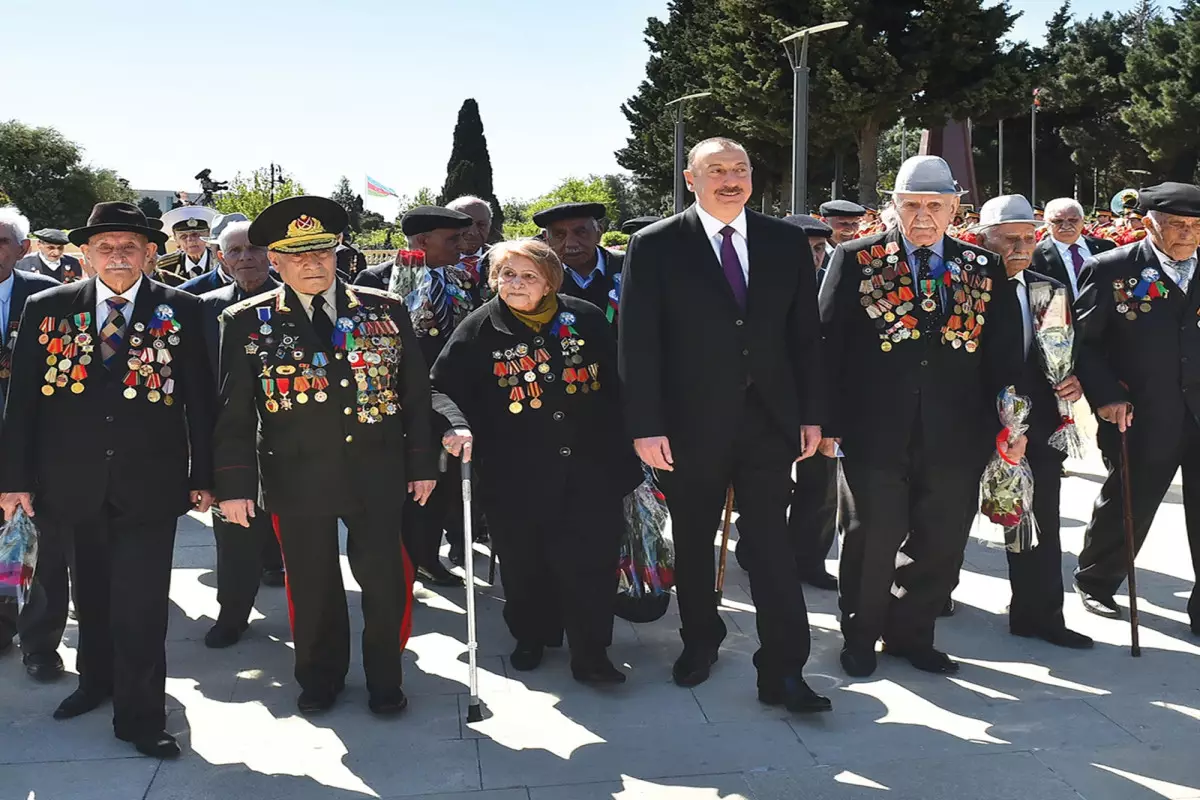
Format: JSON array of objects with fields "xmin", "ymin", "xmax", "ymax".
[
  {"xmin": 0, "ymin": 509, "xmax": 39, "ymax": 606},
  {"xmin": 979, "ymin": 386, "xmax": 1039, "ymax": 553},
  {"xmin": 615, "ymin": 469, "xmax": 675, "ymax": 623},
  {"xmin": 1029, "ymin": 281, "xmax": 1085, "ymax": 459}
]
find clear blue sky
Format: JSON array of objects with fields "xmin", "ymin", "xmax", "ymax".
[{"xmin": 8, "ymin": 0, "xmax": 1135, "ymax": 218}]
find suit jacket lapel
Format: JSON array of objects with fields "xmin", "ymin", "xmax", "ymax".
[
  {"xmin": 744, "ymin": 211, "xmax": 770, "ymax": 318},
  {"xmin": 1040, "ymin": 238, "xmax": 1070, "ymax": 285},
  {"xmin": 682, "ymin": 205, "xmax": 742, "ymax": 314}
]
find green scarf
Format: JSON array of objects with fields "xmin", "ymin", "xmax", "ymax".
[{"xmin": 508, "ymin": 294, "xmax": 559, "ymax": 332}]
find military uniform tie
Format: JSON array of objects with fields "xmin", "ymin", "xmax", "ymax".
[
  {"xmin": 310, "ymin": 294, "xmax": 334, "ymax": 343},
  {"xmin": 100, "ymin": 297, "xmax": 128, "ymax": 370}
]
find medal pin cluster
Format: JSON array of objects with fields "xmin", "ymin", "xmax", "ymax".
[
  {"xmin": 1113, "ymin": 267, "xmax": 1168, "ymax": 320},
  {"xmin": 121, "ymin": 305, "xmax": 181, "ymax": 404},
  {"xmin": 38, "ymin": 313, "xmax": 95, "ymax": 395}
]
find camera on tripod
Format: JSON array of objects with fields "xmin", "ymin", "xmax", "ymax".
[{"xmin": 193, "ymin": 168, "xmax": 229, "ymax": 207}]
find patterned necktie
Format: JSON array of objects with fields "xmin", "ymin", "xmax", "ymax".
[
  {"xmin": 461, "ymin": 256, "xmax": 480, "ymax": 283},
  {"xmin": 429, "ymin": 269, "xmax": 453, "ymax": 332},
  {"xmin": 310, "ymin": 295, "xmax": 334, "ymax": 343},
  {"xmin": 1068, "ymin": 243, "xmax": 1085, "ymax": 277},
  {"xmin": 100, "ymin": 297, "xmax": 128, "ymax": 369},
  {"xmin": 1172, "ymin": 258, "xmax": 1197, "ymax": 293},
  {"xmin": 719, "ymin": 226, "xmax": 748, "ymax": 309}
]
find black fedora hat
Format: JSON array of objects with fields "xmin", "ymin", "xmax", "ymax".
[{"xmin": 69, "ymin": 202, "xmax": 169, "ymax": 247}]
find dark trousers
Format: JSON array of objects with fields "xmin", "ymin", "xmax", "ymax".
[
  {"xmin": 1008, "ymin": 449, "xmax": 1068, "ymax": 628},
  {"xmin": 212, "ymin": 510, "xmax": 283, "ymax": 627},
  {"xmin": 660, "ymin": 389, "xmax": 811, "ymax": 677},
  {"xmin": 65, "ymin": 509, "xmax": 176, "ymax": 739},
  {"xmin": 272, "ymin": 512, "xmax": 413, "ymax": 695},
  {"xmin": 0, "ymin": 526, "xmax": 72, "ymax": 655},
  {"xmin": 1077, "ymin": 417, "xmax": 1200, "ymax": 625},
  {"xmin": 402, "ymin": 476, "xmax": 454, "ymax": 570},
  {"xmin": 488, "ymin": 491, "xmax": 621, "ymax": 654},
  {"xmin": 839, "ymin": 421, "xmax": 981, "ymax": 651},
  {"xmin": 790, "ymin": 455, "xmax": 839, "ymax": 576}
]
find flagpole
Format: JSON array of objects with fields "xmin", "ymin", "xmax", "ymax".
[{"xmin": 1031, "ymin": 89, "xmax": 1039, "ymax": 206}]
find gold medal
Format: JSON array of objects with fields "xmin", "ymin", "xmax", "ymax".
[
  {"xmin": 164, "ymin": 395, "xmax": 174, "ymax": 406},
  {"xmin": 1140, "ymin": 303, "xmax": 1151, "ymax": 313},
  {"xmin": 41, "ymin": 384, "xmax": 54, "ymax": 396},
  {"xmin": 530, "ymin": 398, "xmax": 543, "ymax": 409},
  {"xmin": 296, "ymin": 392, "xmax": 309, "ymax": 404},
  {"xmin": 508, "ymin": 401, "xmax": 522, "ymax": 414},
  {"xmin": 911, "ymin": 330, "xmax": 921, "ymax": 340},
  {"xmin": 265, "ymin": 398, "xmax": 279, "ymax": 413},
  {"xmin": 566, "ymin": 384, "xmax": 577, "ymax": 394},
  {"xmin": 429, "ymin": 327, "xmax": 440, "ymax": 337},
  {"xmin": 592, "ymin": 381, "xmax": 601, "ymax": 391},
  {"xmin": 884, "ymin": 312, "xmax": 896, "ymax": 323},
  {"xmin": 123, "ymin": 387, "xmax": 137, "ymax": 399},
  {"xmin": 147, "ymin": 390, "xmax": 161, "ymax": 403},
  {"xmin": 880, "ymin": 341, "xmax": 892, "ymax": 352},
  {"xmin": 38, "ymin": 333, "xmax": 49, "ymax": 345},
  {"xmin": 70, "ymin": 383, "xmax": 84, "ymax": 394},
  {"xmin": 1126, "ymin": 311, "xmax": 1138, "ymax": 321},
  {"xmin": 45, "ymin": 355, "xmax": 57, "ymax": 366}
]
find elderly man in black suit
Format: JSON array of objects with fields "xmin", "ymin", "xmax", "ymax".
[
  {"xmin": 16, "ymin": 228, "xmax": 84, "ymax": 283},
  {"xmin": 820, "ymin": 157, "xmax": 1026, "ymax": 678},
  {"xmin": 537, "ymin": 202, "xmax": 624, "ymax": 327},
  {"xmin": 1073, "ymin": 183, "xmax": 1200, "ymax": 635},
  {"xmin": 0, "ymin": 202, "xmax": 215, "ymax": 759},
  {"xmin": 1033, "ymin": 198, "xmax": 1117, "ymax": 299},
  {"xmin": 619, "ymin": 136, "xmax": 830, "ymax": 713}
]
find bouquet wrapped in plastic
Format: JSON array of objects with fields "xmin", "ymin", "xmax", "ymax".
[
  {"xmin": 1029, "ymin": 281, "xmax": 1085, "ymax": 459},
  {"xmin": 0, "ymin": 509, "xmax": 39, "ymax": 606},
  {"xmin": 979, "ymin": 386, "xmax": 1039, "ymax": 553},
  {"xmin": 615, "ymin": 469, "xmax": 675, "ymax": 623}
]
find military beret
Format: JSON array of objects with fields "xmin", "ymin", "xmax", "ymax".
[
  {"xmin": 783, "ymin": 214, "xmax": 833, "ymax": 237},
  {"xmin": 532, "ymin": 202, "xmax": 607, "ymax": 228},
  {"xmin": 248, "ymin": 195, "xmax": 347, "ymax": 253},
  {"xmin": 1137, "ymin": 182, "xmax": 1200, "ymax": 218},
  {"xmin": 818, "ymin": 200, "xmax": 866, "ymax": 218},
  {"xmin": 621, "ymin": 215, "xmax": 661, "ymax": 235},
  {"xmin": 32, "ymin": 228, "xmax": 70, "ymax": 245},
  {"xmin": 400, "ymin": 205, "xmax": 472, "ymax": 237}
]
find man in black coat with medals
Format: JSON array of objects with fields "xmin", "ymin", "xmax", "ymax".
[
  {"xmin": 0, "ymin": 201, "xmax": 215, "ymax": 759},
  {"xmin": 619, "ymin": 137, "xmax": 830, "ymax": 713},
  {"xmin": 215, "ymin": 196, "xmax": 437, "ymax": 716},
  {"xmin": 1073, "ymin": 182, "xmax": 1200, "ymax": 633},
  {"xmin": 16, "ymin": 228, "xmax": 84, "ymax": 283},
  {"xmin": 1033, "ymin": 197, "xmax": 1117, "ymax": 299},
  {"xmin": 820, "ymin": 157, "xmax": 1026, "ymax": 678},
  {"xmin": 973, "ymin": 195, "xmax": 1093, "ymax": 649},
  {"xmin": 537, "ymin": 202, "xmax": 624, "ymax": 327}
]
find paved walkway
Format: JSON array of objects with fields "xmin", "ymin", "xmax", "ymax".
[{"xmin": 3, "ymin": 454, "xmax": 1200, "ymax": 799}]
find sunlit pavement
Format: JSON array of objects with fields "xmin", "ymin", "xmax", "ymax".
[{"xmin": 4, "ymin": 449, "xmax": 1200, "ymax": 799}]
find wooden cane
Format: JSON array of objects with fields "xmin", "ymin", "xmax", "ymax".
[
  {"xmin": 1119, "ymin": 428, "xmax": 1142, "ymax": 657},
  {"xmin": 715, "ymin": 486, "xmax": 735, "ymax": 603}
]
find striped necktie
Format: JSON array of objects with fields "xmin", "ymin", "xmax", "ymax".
[
  {"xmin": 100, "ymin": 297, "xmax": 128, "ymax": 369},
  {"xmin": 429, "ymin": 270, "xmax": 452, "ymax": 333}
]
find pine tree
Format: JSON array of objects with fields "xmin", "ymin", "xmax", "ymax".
[
  {"xmin": 330, "ymin": 176, "xmax": 361, "ymax": 232},
  {"xmin": 438, "ymin": 99, "xmax": 504, "ymax": 238}
]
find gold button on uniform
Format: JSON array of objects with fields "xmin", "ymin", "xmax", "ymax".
[
  {"xmin": 344, "ymin": 407, "xmax": 352, "ymax": 415},
  {"xmin": 340, "ymin": 379, "xmax": 349, "ymax": 387},
  {"xmin": 345, "ymin": 435, "xmax": 353, "ymax": 443}
]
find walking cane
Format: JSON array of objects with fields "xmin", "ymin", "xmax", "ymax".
[
  {"xmin": 715, "ymin": 486, "xmax": 734, "ymax": 603},
  {"xmin": 1119, "ymin": 429, "xmax": 1142, "ymax": 657},
  {"xmin": 461, "ymin": 456, "xmax": 484, "ymax": 721}
]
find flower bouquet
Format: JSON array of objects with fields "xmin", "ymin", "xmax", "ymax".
[
  {"xmin": 389, "ymin": 248, "xmax": 427, "ymax": 302},
  {"xmin": 0, "ymin": 509, "xmax": 39, "ymax": 606},
  {"xmin": 979, "ymin": 386, "xmax": 1039, "ymax": 553},
  {"xmin": 1029, "ymin": 281, "xmax": 1086, "ymax": 459},
  {"xmin": 615, "ymin": 468, "xmax": 675, "ymax": 623}
]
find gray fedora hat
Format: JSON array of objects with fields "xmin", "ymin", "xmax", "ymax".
[
  {"xmin": 885, "ymin": 156, "xmax": 968, "ymax": 196},
  {"xmin": 204, "ymin": 212, "xmax": 249, "ymax": 244},
  {"xmin": 970, "ymin": 195, "xmax": 1040, "ymax": 232}
]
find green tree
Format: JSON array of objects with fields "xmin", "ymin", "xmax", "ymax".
[
  {"xmin": 506, "ymin": 176, "xmax": 620, "ymax": 239},
  {"xmin": 137, "ymin": 196, "xmax": 163, "ymax": 219},
  {"xmin": 330, "ymin": 175, "xmax": 363, "ymax": 231},
  {"xmin": 212, "ymin": 165, "xmax": 304, "ymax": 219},
  {"xmin": 395, "ymin": 187, "xmax": 437, "ymax": 221},
  {"xmin": 438, "ymin": 99, "xmax": 505, "ymax": 238}
]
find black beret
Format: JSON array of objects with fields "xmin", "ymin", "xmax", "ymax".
[
  {"xmin": 248, "ymin": 195, "xmax": 347, "ymax": 253},
  {"xmin": 818, "ymin": 200, "xmax": 866, "ymax": 218},
  {"xmin": 532, "ymin": 202, "xmax": 607, "ymax": 228},
  {"xmin": 621, "ymin": 215, "xmax": 661, "ymax": 234},
  {"xmin": 400, "ymin": 205, "xmax": 472, "ymax": 237},
  {"xmin": 783, "ymin": 214, "xmax": 833, "ymax": 237},
  {"xmin": 1138, "ymin": 182, "xmax": 1200, "ymax": 217},
  {"xmin": 32, "ymin": 228, "xmax": 70, "ymax": 245}
]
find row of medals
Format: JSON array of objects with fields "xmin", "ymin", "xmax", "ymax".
[
  {"xmin": 493, "ymin": 333, "xmax": 600, "ymax": 415},
  {"xmin": 1112, "ymin": 274, "xmax": 1163, "ymax": 321},
  {"xmin": 40, "ymin": 318, "xmax": 93, "ymax": 395}
]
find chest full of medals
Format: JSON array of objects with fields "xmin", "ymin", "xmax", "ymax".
[{"xmin": 492, "ymin": 311, "xmax": 602, "ymax": 415}]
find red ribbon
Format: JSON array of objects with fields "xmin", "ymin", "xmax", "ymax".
[{"xmin": 996, "ymin": 427, "xmax": 1019, "ymax": 466}]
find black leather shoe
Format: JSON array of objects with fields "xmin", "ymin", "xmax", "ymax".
[
  {"xmin": 940, "ymin": 598, "xmax": 957, "ymax": 617},
  {"xmin": 759, "ymin": 676, "xmax": 833, "ymax": 713},
  {"xmin": 1076, "ymin": 585, "xmax": 1122, "ymax": 619},
  {"xmin": 418, "ymin": 562, "xmax": 464, "ymax": 587},
  {"xmin": 672, "ymin": 646, "xmax": 718, "ymax": 687},
  {"xmin": 260, "ymin": 568, "xmax": 285, "ymax": 588},
  {"xmin": 122, "ymin": 730, "xmax": 180, "ymax": 759},
  {"xmin": 23, "ymin": 651, "xmax": 65, "ymax": 682},
  {"xmin": 368, "ymin": 689, "xmax": 409, "ymax": 716},
  {"xmin": 571, "ymin": 653, "xmax": 627, "ymax": 685},
  {"xmin": 801, "ymin": 571, "xmax": 839, "ymax": 591},
  {"xmin": 840, "ymin": 645, "xmax": 877, "ymax": 678},
  {"xmin": 1011, "ymin": 623, "xmax": 1094, "ymax": 649},
  {"xmin": 297, "ymin": 687, "xmax": 339, "ymax": 714},
  {"xmin": 204, "ymin": 622, "xmax": 247, "ymax": 649},
  {"xmin": 54, "ymin": 688, "xmax": 110, "ymax": 720},
  {"xmin": 883, "ymin": 645, "xmax": 959, "ymax": 674},
  {"xmin": 509, "ymin": 642, "xmax": 544, "ymax": 672}
]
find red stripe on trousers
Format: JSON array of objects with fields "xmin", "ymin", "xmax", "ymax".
[{"xmin": 271, "ymin": 514, "xmax": 296, "ymax": 636}]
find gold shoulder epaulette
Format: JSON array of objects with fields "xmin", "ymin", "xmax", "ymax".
[
  {"xmin": 224, "ymin": 286, "xmax": 283, "ymax": 318},
  {"xmin": 349, "ymin": 284, "xmax": 402, "ymax": 302}
]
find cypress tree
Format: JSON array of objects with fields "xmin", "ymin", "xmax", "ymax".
[{"xmin": 438, "ymin": 99, "xmax": 505, "ymax": 238}]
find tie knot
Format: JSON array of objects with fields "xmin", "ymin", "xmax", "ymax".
[
  {"xmin": 311, "ymin": 294, "xmax": 327, "ymax": 310},
  {"xmin": 106, "ymin": 297, "xmax": 127, "ymax": 311},
  {"xmin": 1069, "ymin": 243, "xmax": 1080, "ymax": 252},
  {"xmin": 721, "ymin": 225, "xmax": 737, "ymax": 240}
]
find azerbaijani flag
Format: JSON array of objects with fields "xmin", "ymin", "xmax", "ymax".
[{"xmin": 366, "ymin": 175, "xmax": 398, "ymax": 198}]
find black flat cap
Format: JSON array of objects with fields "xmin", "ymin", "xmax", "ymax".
[
  {"xmin": 1138, "ymin": 182, "xmax": 1200, "ymax": 218},
  {"xmin": 249, "ymin": 195, "xmax": 347, "ymax": 253},
  {"xmin": 400, "ymin": 205, "xmax": 472, "ymax": 237},
  {"xmin": 621, "ymin": 215, "xmax": 661, "ymax": 234},
  {"xmin": 783, "ymin": 214, "xmax": 833, "ymax": 237},
  {"xmin": 818, "ymin": 200, "xmax": 866, "ymax": 218},
  {"xmin": 32, "ymin": 228, "xmax": 69, "ymax": 245},
  {"xmin": 532, "ymin": 202, "xmax": 607, "ymax": 228}
]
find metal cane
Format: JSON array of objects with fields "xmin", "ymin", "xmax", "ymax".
[
  {"xmin": 461, "ymin": 457, "xmax": 484, "ymax": 721},
  {"xmin": 1119, "ymin": 429, "xmax": 1142, "ymax": 657},
  {"xmin": 715, "ymin": 486, "xmax": 734, "ymax": 603}
]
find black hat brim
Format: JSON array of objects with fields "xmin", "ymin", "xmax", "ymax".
[{"xmin": 69, "ymin": 222, "xmax": 168, "ymax": 247}]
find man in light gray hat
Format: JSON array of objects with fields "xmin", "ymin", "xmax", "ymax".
[
  {"xmin": 178, "ymin": 213, "xmax": 250, "ymax": 295},
  {"xmin": 971, "ymin": 195, "xmax": 1093, "ymax": 649},
  {"xmin": 820, "ymin": 156, "xmax": 1026, "ymax": 677}
]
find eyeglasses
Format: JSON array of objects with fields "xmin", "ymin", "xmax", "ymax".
[
  {"xmin": 498, "ymin": 270, "xmax": 545, "ymax": 286},
  {"xmin": 90, "ymin": 244, "xmax": 144, "ymax": 258}
]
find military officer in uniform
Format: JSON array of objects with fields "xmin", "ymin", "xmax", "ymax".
[
  {"xmin": 16, "ymin": 228, "xmax": 84, "ymax": 283},
  {"xmin": 0, "ymin": 201, "xmax": 214, "ymax": 759},
  {"xmin": 178, "ymin": 213, "xmax": 249, "ymax": 296},
  {"xmin": 155, "ymin": 206, "xmax": 218, "ymax": 286},
  {"xmin": 537, "ymin": 202, "xmax": 624, "ymax": 327},
  {"xmin": 215, "ymin": 196, "xmax": 437, "ymax": 715},
  {"xmin": 1073, "ymin": 182, "xmax": 1200, "ymax": 635},
  {"xmin": 820, "ymin": 157, "xmax": 1025, "ymax": 677}
]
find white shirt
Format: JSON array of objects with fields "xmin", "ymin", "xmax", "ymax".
[
  {"xmin": 96, "ymin": 275, "xmax": 143, "ymax": 323},
  {"xmin": 567, "ymin": 248, "xmax": 606, "ymax": 290},
  {"xmin": 1012, "ymin": 271, "xmax": 1033, "ymax": 359},
  {"xmin": 695, "ymin": 204, "xmax": 750, "ymax": 283},
  {"xmin": 296, "ymin": 283, "xmax": 339, "ymax": 326},
  {"xmin": 184, "ymin": 250, "xmax": 211, "ymax": 278},
  {"xmin": 1148, "ymin": 239, "xmax": 1198, "ymax": 292},
  {"xmin": 1052, "ymin": 236, "xmax": 1091, "ymax": 298},
  {"xmin": 0, "ymin": 271, "xmax": 13, "ymax": 338},
  {"xmin": 37, "ymin": 252, "xmax": 62, "ymax": 272}
]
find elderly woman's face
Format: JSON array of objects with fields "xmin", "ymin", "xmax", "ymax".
[{"xmin": 497, "ymin": 254, "xmax": 550, "ymax": 313}]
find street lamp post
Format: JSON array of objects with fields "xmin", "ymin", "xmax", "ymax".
[
  {"xmin": 665, "ymin": 92, "xmax": 713, "ymax": 214},
  {"xmin": 782, "ymin": 21, "xmax": 849, "ymax": 214}
]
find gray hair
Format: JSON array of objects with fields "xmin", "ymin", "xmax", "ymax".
[
  {"xmin": 1045, "ymin": 197, "xmax": 1084, "ymax": 219},
  {"xmin": 447, "ymin": 195, "xmax": 492, "ymax": 220},
  {"xmin": 880, "ymin": 202, "xmax": 900, "ymax": 231},
  {"xmin": 686, "ymin": 137, "xmax": 749, "ymax": 171},
  {"xmin": 217, "ymin": 220, "xmax": 253, "ymax": 252},
  {"xmin": 0, "ymin": 206, "xmax": 31, "ymax": 244}
]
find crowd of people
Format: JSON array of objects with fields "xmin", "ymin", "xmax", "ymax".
[{"xmin": 0, "ymin": 137, "xmax": 1196, "ymax": 759}]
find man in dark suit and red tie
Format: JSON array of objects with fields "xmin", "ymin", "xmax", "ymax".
[
  {"xmin": 619, "ymin": 137, "xmax": 830, "ymax": 713},
  {"xmin": 1032, "ymin": 197, "xmax": 1117, "ymax": 299}
]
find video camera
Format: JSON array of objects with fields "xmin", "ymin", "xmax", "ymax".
[{"xmin": 193, "ymin": 168, "xmax": 229, "ymax": 207}]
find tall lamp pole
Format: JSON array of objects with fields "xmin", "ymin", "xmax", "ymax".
[
  {"xmin": 782, "ymin": 21, "xmax": 849, "ymax": 215},
  {"xmin": 666, "ymin": 92, "xmax": 712, "ymax": 214}
]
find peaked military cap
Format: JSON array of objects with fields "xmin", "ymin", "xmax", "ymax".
[
  {"xmin": 400, "ymin": 205, "xmax": 472, "ymax": 237},
  {"xmin": 161, "ymin": 204, "xmax": 217, "ymax": 234},
  {"xmin": 249, "ymin": 195, "xmax": 347, "ymax": 253},
  {"xmin": 532, "ymin": 202, "xmax": 607, "ymax": 228}
]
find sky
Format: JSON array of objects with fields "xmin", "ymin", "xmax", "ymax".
[{"xmin": 7, "ymin": 0, "xmax": 1136, "ymax": 220}]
